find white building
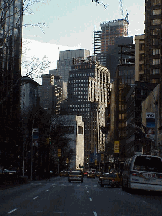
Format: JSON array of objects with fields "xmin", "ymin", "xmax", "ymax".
[{"xmin": 55, "ymin": 115, "xmax": 84, "ymax": 170}]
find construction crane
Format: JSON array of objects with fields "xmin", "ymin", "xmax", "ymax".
[
  {"xmin": 92, "ymin": 0, "xmax": 108, "ymax": 9},
  {"xmin": 119, "ymin": 0, "xmax": 129, "ymax": 22}
]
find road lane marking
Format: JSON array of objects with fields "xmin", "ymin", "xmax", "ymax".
[
  {"xmin": 46, "ymin": 189, "xmax": 49, "ymax": 191},
  {"xmin": 87, "ymin": 191, "xmax": 89, "ymax": 193},
  {"xmin": 93, "ymin": 211, "xmax": 97, "ymax": 216},
  {"xmin": 33, "ymin": 196, "xmax": 39, "ymax": 200},
  {"xmin": 89, "ymin": 198, "xmax": 92, "ymax": 201},
  {"xmin": 8, "ymin": 208, "xmax": 17, "ymax": 214}
]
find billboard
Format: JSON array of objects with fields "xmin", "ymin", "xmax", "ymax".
[{"xmin": 146, "ymin": 113, "xmax": 155, "ymax": 140}]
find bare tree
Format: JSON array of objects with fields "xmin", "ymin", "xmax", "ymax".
[{"xmin": 22, "ymin": 55, "xmax": 51, "ymax": 79}]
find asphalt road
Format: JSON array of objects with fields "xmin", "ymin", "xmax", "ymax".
[{"xmin": 0, "ymin": 176, "xmax": 162, "ymax": 216}]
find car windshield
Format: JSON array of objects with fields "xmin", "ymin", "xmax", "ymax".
[
  {"xmin": 70, "ymin": 171, "xmax": 81, "ymax": 175},
  {"xmin": 133, "ymin": 156, "xmax": 162, "ymax": 173},
  {"xmin": 103, "ymin": 173, "xmax": 117, "ymax": 178}
]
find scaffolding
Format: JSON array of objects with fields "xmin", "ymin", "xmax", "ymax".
[{"xmin": 94, "ymin": 30, "xmax": 101, "ymax": 55}]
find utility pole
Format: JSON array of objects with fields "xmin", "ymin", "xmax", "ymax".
[{"xmin": 31, "ymin": 128, "xmax": 33, "ymax": 181}]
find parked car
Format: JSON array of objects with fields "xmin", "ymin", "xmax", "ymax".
[
  {"xmin": 87, "ymin": 171, "xmax": 95, "ymax": 178},
  {"xmin": 99, "ymin": 172, "xmax": 121, "ymax": 187},
  {"xmin": 59, "ymin": 170, "xmax": 69, "ymax": 177},
  {"xmin": 68, "ymin": 170, "xmax": 83, "ymax": 183},
  {"xmin": 96, "ymin": 171, "xmax": 102, "ymax": 177},
  {"xmin": 84, "ymin": 171, "xmax": 88, "ymax": 176},
  {"xmin": 3, "ymin": 169, "xmax": 17, "ymax": 175}
]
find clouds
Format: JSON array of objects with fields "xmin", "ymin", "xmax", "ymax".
[{"xmin": 21, "ymin": 38, "xmax": 82, "ymax": 84}]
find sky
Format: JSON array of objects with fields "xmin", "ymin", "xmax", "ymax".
[{"xmin": 22, "ymin": 0, "xmax": 145, "ymax": 83}]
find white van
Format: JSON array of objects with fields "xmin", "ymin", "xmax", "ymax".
[{"xmin": 122, "ymin": 154, "xmax": 162, "ymax": 192}]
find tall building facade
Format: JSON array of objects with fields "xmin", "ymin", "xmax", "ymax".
[
  {"xmin": 38, "ymin": 74, "xmax": 63, "ymax": 115},
  {"xmin": 61, "ymin": 57, "xmax": 111, "ymax": 169},
  {"xmin": 135, "ymin": 34, "xmax": 145, "ymax": 81},
  {"xmin": 100, "ymin": 19, "xmax": 129, "ymax": 52},
  {"xmin": 106, "ymin": 36, "xmax": 133, "ymax": 82},
  {"xmin": 94, "ymin": 19, "xmax": 129, "ymax": 67},
  {"xmin": 0, "ymin": 0, "xmax": 23, "ymax": 168},
  {"xmin": 144, "ymin": 0, "xmax": 162, "ymax": 141},
  {"xmin": 144, "ymin": 0, "xmax": 161, "ymax": 83},
  {"xmin": 57, "ymin": 49, "xmax": 90, "ymax": 83},
  {"xmin": 21, "ymin": 76, "xmax": 40, "ymax": 175}
]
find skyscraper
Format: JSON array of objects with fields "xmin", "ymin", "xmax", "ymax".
[
  {"xmin": 94, "ymin": 19, "xmax": 129, "ymax": 67},
  {"xmin": 100, "ymin": 19, "xmax": 129, "ymax": 53},
  {"xmin": 61, "ymin": 57, "xmax": 111, "ymax": 169},
  {"xmin": 57, "ymin": 49, "xmax": 90, "ymax": 83},
  {"xmin": 144, "ymin": 0, "xmax": 161, "ymax": 84},
  {"xmin": 0, "ymin": 0, "xmax": 23, "ymax": 168}
]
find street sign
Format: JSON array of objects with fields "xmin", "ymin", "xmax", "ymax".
[
  {"xmin": 114, "ymin": 141, "xmax": 119, "ymax": 153},
  {"xmin": 101, "ymin": 154, "xmax": 104, "ymax": 161},
  {"xmin": 58, "ymin": 149, "xmax": 61, "ymax": 157}
]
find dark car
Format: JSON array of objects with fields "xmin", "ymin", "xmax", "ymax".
[
  {"xmin": 59, "ymin": 170, "xmax": 69, "ymax": 177},
  {"xmin": 87, "ymin": 171, "xmax": 95, "ymax": 178},
  {"xmin": 3, "ymin": 169, "xmax": 17, "ymax": 175},
  {"xmin": 96, "ymin": 171, "xmax": 102, "ymax": 177},
  {"xmin": 68, "ymin": 170, "xmax": 83, "ymax": 183},
  {"xmin": 99, "ymin": 172, "xmax": 121, "ymax": 187},
  {"xmin": 84, "ymin": 171, "xmax": 88, "ymax": 176}
]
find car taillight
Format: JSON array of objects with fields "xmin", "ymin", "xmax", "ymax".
[
  {"xmin": 157, "ymin": 174, "xmax": 162, "ymax": 178},
  {"xmin": 112, "ymin": 179, "xmax": 114, "ymax": 182},
  {"xmin": 132, "ymin": 173, "xmax": 138, "ymax": 176}
]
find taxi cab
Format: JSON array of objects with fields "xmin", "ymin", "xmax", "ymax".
[
  {"xmin": 87, "ymin": 171, "xmax": 95, "ymax": 178},
  {"xmin": 99, "ymin": 172, "xmax": 121, "ymax": 187},
  {"xmin": 68, "ymin": 170, "xmax": 83, "ymax": 183}
]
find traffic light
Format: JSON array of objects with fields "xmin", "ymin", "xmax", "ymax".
[{"xmin": 58, "ymin": 149, "xmax": 61, "ymax": 157}]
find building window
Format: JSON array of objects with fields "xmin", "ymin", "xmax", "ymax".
[
  {"xmin": 151, "ymin": 19, "xmax": 161, "ymax": 25},
  {"xmin": 151, "ymin": 29, "xmax": 160, "ymax": 36},
  {"xmin": 139, "ymin": 53, "xmax": 144, "ymax": 61},
  {"xmin": 152, "ymin": 39, "xmax": 159, "ymax": 45},
  {"xmin": 153, "ymin": 9, "xmax": 161, "ymax": 15},
  {"xmin": 153, "ymin": 69, "xmax": 160, "ymax": 74},
  {"xmin": 153, "ymin": 49, "xmax": 160, "ymax": 55},
  {"xmin": 152, "ymin": 0, "xmax": 161, "ymax": 6},
  {"xmin": 78, "ymin": 126, "xmax": 83, "ymax": 134},
  {"xmin": 139, "ymin": 43, "xmax": 144, "ymax": 51},
  {"xmin": 152, "ymin": 59, "xmax": 160, "ymax": 65}
]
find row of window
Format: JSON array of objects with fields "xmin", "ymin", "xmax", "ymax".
[
  {"xmin": 152, "ymin": 58, "xmax": 160, "ymax": 65},
  {"xmin": 153, "ymin": 49, "xmax": 160, "ymax": 55},
  {"xmin": 72, "ymin": 84, "xmax": 88, "ymax": 87},
  {"xmin": 73, "ymin": 92, "xmax": 87, "ymax": 95},
  {"xmin": 72, "ymin": 108, "xmax": 90, "ymax": 112},
  {"xmin": 119, "ymin": 70, "xmax": 134, "ymax": 76},
  {"xmin": 73, "ymin": 87, "xmax": 87, "ymax": 91},
  {"xmin": 69, "ymin": 73, "xmax": 94, "ymax": 77},
  {"xmin": 152, "ymin": 69, "xmax": 160, "ymax": 74},
  {"xmin": 69, "ymin": 79, "xmax": 88, "ymax": 83},
  {"xmin": 152, "ymin": 0, "xmax": 161, "ymax": 6}
]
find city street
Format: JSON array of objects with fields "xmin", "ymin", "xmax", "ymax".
[{"xmin": 1, "ymin": 176, "xmax": 162, "ymax": 216}]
